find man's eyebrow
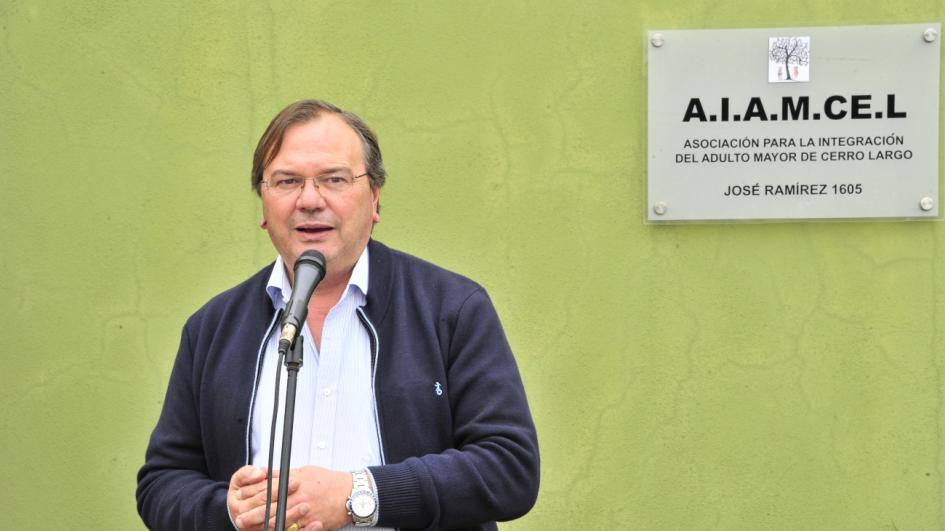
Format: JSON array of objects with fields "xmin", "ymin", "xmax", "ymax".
[
  {"xmin": 319, "ymin": 166, "xmax": 354, "ymax": 174},
  {"xmin": 269, "ymin": 167, "xmax": 352, "ymax": 177},
  {"xmin": 269, "ymin": 169, "xmax": 304, "ymax": 178}
]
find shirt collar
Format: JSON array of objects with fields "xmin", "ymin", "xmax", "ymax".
[{"xmin": 266, "ymin": 247, "xmax": 370, "ymax": 310}]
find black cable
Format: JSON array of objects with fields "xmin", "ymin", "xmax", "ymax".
[{"xmin": 262, "ymin": 348, "xmax": 285, "ymax": 528}]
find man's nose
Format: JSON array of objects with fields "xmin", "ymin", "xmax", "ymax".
[{"xmin": 296, "ymin": 178, "xmax": 327, "ymax": 208}]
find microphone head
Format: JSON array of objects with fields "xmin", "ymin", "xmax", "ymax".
[
  {"xmin": 281, "ymin": 250, "xmax": 327, "ymax": 349},
  {"xmin": 294, "ymin": 250, "xmax": 326, "ymax": 276}
]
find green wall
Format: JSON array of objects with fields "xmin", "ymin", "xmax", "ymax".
[{"xmin": 3, "ymin": 2, "xmax": 944, "ymax": 529}]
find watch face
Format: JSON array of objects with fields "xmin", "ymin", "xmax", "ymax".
[{"xmin": 351, "ymin": 493, "xmax": 376, "ymax": 517}]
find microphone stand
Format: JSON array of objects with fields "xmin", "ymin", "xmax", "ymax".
[{"xmin": 274, "ymin": 335, "xmax": 304, "ymax": 531}]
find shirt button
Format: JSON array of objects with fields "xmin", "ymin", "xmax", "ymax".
[
  {"xmin": 318, "ymin": 441, "xmax": 327, "ymax": 450},
  {"xmin": 322, "ymin": 388, "xmax": 332, "ymax": 397}
]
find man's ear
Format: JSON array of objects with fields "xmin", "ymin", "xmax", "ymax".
[{"xmin": 372, "ymin": 188, "xmax": 381, "ymax": 224}]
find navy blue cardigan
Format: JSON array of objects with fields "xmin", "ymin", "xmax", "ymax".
[{"xmin": 137, "ymin": 240, "xmax": 539, "ymax": 530}]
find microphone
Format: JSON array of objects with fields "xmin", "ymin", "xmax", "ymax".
[{"xmin": 278, "ymin": 250, "xmax": 326, "ymax": 355}]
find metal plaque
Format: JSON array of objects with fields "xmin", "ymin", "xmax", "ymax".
[{"xmin": 647, "ymin": 23, "xmax": 941, "ymax": 222}]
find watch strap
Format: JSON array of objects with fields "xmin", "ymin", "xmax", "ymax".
[
  {"xmin": 352, "ymin": 469, "xmax": 372, "ymax": 491},
  {"xmin": 348, "ymin": 469, "xmax": 378, "ymax": 527}
]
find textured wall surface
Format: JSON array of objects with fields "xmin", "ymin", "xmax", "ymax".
[{"xmin": 2, "ymin": 2, "xmax": 944, "ymax": 529}]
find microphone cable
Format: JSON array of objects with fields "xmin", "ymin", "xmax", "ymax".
[{"xmin": 263, "ymin": 340, "xmax": 286, "ymax": 528}]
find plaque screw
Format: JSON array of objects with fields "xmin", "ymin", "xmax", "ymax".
[
  {"xmin": 650, "ymin": 33, "xmax": 665, "ymax": 48},
  {"xmin": 923, "ymin": 28, "xmax": 938, "ymax": 43},
  {"xmin": 919, "ymin": 197, "xmax": 934, "ymax": 211},
  {"xmin": 653, "ymin": 202, "xmax": 668, "ymax": 215}
]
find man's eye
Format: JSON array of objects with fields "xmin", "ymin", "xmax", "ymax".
[
  {"xmin": 322, "ymin": 176, "xmax": 348, "ymax": 185},
  {"xmin": 276, "ymin": 178, "xmax": 299, "ymax": 187}
]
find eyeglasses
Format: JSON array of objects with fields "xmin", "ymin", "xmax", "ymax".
[{"xmin": 263, "ymin": 172, "xmax": 368, "ymax": 197}]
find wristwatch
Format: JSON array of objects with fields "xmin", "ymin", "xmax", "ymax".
[{"xmin": 346, "ymin": 469, "xmax": 378, "ymax": 527}]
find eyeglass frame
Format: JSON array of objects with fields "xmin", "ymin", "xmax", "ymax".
[{"xmin": 261, "ymin": 170, "xmax": 370, "ymax": 196}]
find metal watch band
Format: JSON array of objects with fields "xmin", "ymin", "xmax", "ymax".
[
  {"xmin": 352, "ymin": 469, "xmax": 371, "ymax": 491},
  {"xmin": 348, "ymin": 469, "xmax": 378, "ymax": 527}
]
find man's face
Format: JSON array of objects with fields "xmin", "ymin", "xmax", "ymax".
[{"xmin": 260, "ymin": 114, "xmax": 380, "ymax": 280}]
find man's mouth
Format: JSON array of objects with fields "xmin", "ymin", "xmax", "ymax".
[{"xmin": 295, "ymin": 224, "xmax": 332, "ymax": 234}]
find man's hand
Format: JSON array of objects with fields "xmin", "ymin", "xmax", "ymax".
[
  {"xmin": 228, "ymin": 465, "xmax": 305, "ymax": 531},
  {"xmin": 280, "ymin": 466, "xmax": 354, "ymax": 531}
]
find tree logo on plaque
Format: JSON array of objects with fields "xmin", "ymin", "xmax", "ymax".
[{"xmin": 768, "ymin": 36, "xmax": 810, "ymax": 83}]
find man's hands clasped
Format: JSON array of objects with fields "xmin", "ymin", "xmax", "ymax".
[{"xmin": 227, "ymin": 465, "xmax": 355, "ymax": 531}]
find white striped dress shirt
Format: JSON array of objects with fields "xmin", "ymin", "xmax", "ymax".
[{"xmin": 251, "ymin": 248, "xmax": 390, "ymax": 529}]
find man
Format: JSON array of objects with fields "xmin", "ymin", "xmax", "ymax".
[{"xmin": 137, "ymin": 100, "xmax": 539, "ymax": 530}]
